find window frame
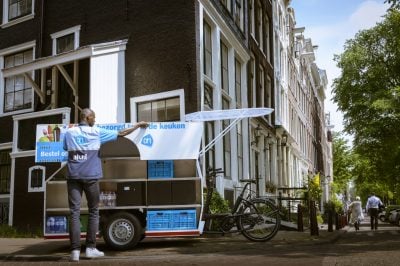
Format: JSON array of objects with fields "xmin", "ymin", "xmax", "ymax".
[
  {"xmin": 0, "ymin": 41, "xmax": 36, "ymax": 116},
  {"xmin": 130, "ymin": 89, "xmax": 185, "ymax": 123},
  {"xmin": 1, "ymin": 0, "xmax": 34, "ymax": 28},
  {"xmin": 28, "ymin": 165, "xmax": 45, "ymax": 192},
  {"xmin": 50, "ymin": 25, "xmax": 81, "ymax": 56}
]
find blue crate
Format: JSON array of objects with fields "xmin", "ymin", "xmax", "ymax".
[
  {"xmin": 148, "ymin": 160, "xmax": 174, "ymax": 178},
  {"xmin": 147, "ymin": 210, "xmax": 171, "ymax": 231},
  {"xmin": 147, "ymin": 209, "xmax": 197, "ymax": 231},
  {"xmin": 170, "ymin": 209, "xmax": 197, "ymax": 230},
  {"xmin": 46, "ymin": 216, "xmax": 68, "ymax": 234}
]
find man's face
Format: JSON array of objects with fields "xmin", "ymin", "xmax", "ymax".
[{"xmin": 87, "ymin": 112, "xmax": 96, "ymax": 126}]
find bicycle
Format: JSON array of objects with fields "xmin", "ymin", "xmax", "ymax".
[{"xmin": 202, "ymin": 167, "xmax": 281, "ymax": 242}]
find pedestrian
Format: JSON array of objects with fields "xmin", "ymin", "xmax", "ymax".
[
  {"xmin": 348, "ymin": 196, "xmax": 364, "ymax": 230},
  {"xmin": 63, "ymin": 108, "xmax": 148, "ymax": 262},
  {"xmin": 366, "ymin": 193, "xmax": 384, "ymax": 230}
]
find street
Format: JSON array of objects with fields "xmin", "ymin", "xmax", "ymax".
[{"xmin": 1, "ymin": 218, "xmax": 399, "ymax": 265}]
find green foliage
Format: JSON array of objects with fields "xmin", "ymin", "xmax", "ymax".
[
  {"xmin": 316, "ymin": 214, "xmax": 324, "ymax": 225},
  {"xmin": 205, "ymin": 188, "xmax": 231, "ymax": 214},
  {"xmin": 304, "ymin": 175, "xmax": 322, "ymax": 202},
  {"xmin": 386, "ymin": 0, "xmax": 400, "ymax": 10},
  {"xmin": 332, "ymin": 132, "xmax": 354, "ymax": 194},
  {"xmin": 324, "ymin": 197, "xmax": 344, "ymax": 214},
  {"xmin": 332, "ymin": 9, "xmax": 400, "ymax": 200},
  {"xmin": 0, "ymin": 224, "xmax": 42, "ymax": 238}
]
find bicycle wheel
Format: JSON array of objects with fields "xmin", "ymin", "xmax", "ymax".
[{"xmin": 237, "ymin": 198, "xmax": 280, "ymax": 242}]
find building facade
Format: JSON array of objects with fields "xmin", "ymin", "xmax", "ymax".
[{"xmin": 0, "ymin": 0, "xmax": 332, "ymax": 231}]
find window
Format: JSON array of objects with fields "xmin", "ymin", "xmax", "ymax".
[
  {"xmin": 0, "ymin": 199, "xmax": 9, "ymax": 224},
  {"xmin": 2, "ymin": 0, "xmax": 34, "ymax": 27},
  {"xmin": 237, "ymin": 121, "xmax": 243, "ymax": 179},
  {"xmin": 204, "ymin": 83, "xmax": 213, "ymax": 109},
  {"xmin": 28, "ymin": 165, "xmax": 45, "ymax": 192},
  {"xmin": 222, "ymin": 97, "xmax": 231, "ymax": 179},
  {"xmin": 256, "ymin": 1, "xmax": 263, "ymax": 49},
  {"xmin": 203, "ymin": 21, "xmax": 212, "ymax": 78},
  {"xmin": 137, "ymin": 97, "xmax": 180, "ymax": 122},
  {"xmin": 265, "ymin": 16, "xmax": 271, "ymax": 61},
  {"xmin": 2, "ymin": 48, "xmax": 33, "ymax": 113},
  {"xmin": 50, "ymin": 25, "xmax": 81, "ymax": 55},
  {"xmin": 220, "ymin": 0, "xmax": 232, "ymax": 12},
  {"xmin": 205, "ymin": 121, "xmax": 215, "ymax": 171},
  {"xmin": 249, "ymin": 55, "xmax": 256, "ymax": 108},
  {"xmin": 131, "ymin": 89, "xmax": 185, "ymax": 122},
  {"xmin": 8, "ymin": 0, "xmax": 31, "ymax": 21},
  {"xmin": 257, "ymin": 64, "xmax": 264, "ymax": 107},
  {"xmin": 265, "ymin": 75, "xmax": 272, "ymax": 123},
  {"xmin": 234, "ymin": 0, "xmax": 244, "ymax": 31},
  {"xmin": 0, "ymin": 150, "xmax": 11, "ymax": 194},
  {"xmin": 235, "ymin": 58, "xmax": 241, "ymax": 106},
  {"xmin": 220, "ymin": 42, "xmax": 229, "ymax": 93},
  {"xmin": 249, "ymin": 0, "xmax": 255, "ymax": 36},
  {"xmin": 56, "ymin": 33, "xmax": 74, "ymax": 54}
]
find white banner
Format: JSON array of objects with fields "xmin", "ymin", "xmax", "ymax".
[{"xmin": 125, "ymin": 122, "xmax": 203, "ymax": 160}]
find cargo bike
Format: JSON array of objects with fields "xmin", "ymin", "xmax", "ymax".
[{"xmin": 40, "ymin": 108, "xmax": 279, "ymax": 250}]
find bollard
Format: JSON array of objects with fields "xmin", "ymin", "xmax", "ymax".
[
  {"xmin": 297, "ymin": 204, "xmax": 304, "ymax": 232},
  {"xmin": 309, "ymin": 200, "xmax": 319, "ymax": 236},
  {"xmin": 328, "ymin": 209, "xmax": 333, "ymax": 232},
  {"xmin": 335, "ymin": 212, "xmax": 339, "ymax": 230}
]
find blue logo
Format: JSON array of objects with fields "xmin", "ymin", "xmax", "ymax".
[
  {"xmin": 74, "ymin": 136, "xmax": 87, "ymax": 144},
  {"xmin": 141, "ymin": 134, "xmax": 153, "ymax": 147}
]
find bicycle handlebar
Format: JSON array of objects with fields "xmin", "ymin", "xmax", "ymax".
[
  {"xmin": 239, "ymin": 179, "xmax": 257, "ymax": 184},
  {"xmin": 207, "ymin": 167, "xmax": 224, "ymax": 176}
]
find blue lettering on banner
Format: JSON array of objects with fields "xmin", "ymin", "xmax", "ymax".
[
  {"xmin": 159, "ymin": 122, "xmax": 186, "ymax": 130},
  {"xmin": 36, "ymin": 142, "xmax": 68, "ymax": 162},
  {"xmin": 141, "ymin": 134, "xmax": 153, "ymax": 147},
  {"xmin": 97, "ymin": 123, "xmax": 131, "ymax": 131}
]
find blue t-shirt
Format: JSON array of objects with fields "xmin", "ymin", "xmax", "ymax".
[{"xmin": 63, "ymin": 125, "xmax": 118, "ymax": 179}]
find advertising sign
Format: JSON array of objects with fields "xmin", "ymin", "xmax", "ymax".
[
  {"xmin": 35, "ymin": 124, "xmax": 69, "ymax": 162},
  {"xmin": 125, "ymin": 122, "xmax": 203, "ymax": 160},
  {"xmin": 35, "ymin": 122, "xmax": 203, "ymax": 162}
]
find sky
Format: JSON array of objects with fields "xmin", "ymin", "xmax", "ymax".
[{"xmin": 290, "ymin": 0, "xmax": 389, "ymax": 135}]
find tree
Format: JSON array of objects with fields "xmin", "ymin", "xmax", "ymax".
[
  {"xmin": 332, "ymin": 10, "xmax": 400, "ymax": 192},
  {"xmin": 386, "ymin": 0, "xmax": 400, "ymax": 10},
  {"xmin": 332, "ymin": 132, "xmax": 353, "ymax": 195}
]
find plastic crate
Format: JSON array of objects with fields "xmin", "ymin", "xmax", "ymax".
[
  {"xmin": 147, "ymin": 209, "xmax": 197, "ymax": 231},
  {"xmin": 46, "ymin": 215, "xmax": 68, "ymax": 234},
  {"xmin": 147, "ymin": 210, "xmax": 172, "ymax": 231},
  {"xmin": 170, "ymin": 209, "xmax": 197, "ymax": 230},
  {"xmin": 148, "ymin": 160, "xmax": 174, "ymax": 178}
]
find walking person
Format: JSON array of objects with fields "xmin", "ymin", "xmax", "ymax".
[
  {"xmin": 63, "ymin": 108, "xmax": 148, "ymax": 262},
  {"xmin": 366, "ymin": 193, "xmax": 384, "ymax": 230},
  {"xmin": 348, "ymin": 196, "xmax": 364, "ymax": 230}
]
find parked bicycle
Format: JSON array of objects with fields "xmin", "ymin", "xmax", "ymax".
[{"xmin": 202, "ymin": 168, "xmax": 281, "ymax": 241}]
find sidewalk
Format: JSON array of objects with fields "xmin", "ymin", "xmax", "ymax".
[{"xmin": 0, "ymin": 225, "xmax": 349, "ymax": 262}]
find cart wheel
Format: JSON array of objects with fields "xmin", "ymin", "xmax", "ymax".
[{"xmin": 103, "ymin": 212, "xmax": 142, "ymax": 250}]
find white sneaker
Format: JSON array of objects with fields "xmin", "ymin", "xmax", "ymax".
[
  {"xmin": 85, "ymin": 247, "xmax": 105, "ymax": 258},
  {"xmin": 70, "ymin": 250, "xmax": 80, "ymax": 262}
]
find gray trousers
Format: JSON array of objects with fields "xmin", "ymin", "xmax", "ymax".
[{"xmin": 67, "ymin": 179, "xmax": 100, "ymax": 250}]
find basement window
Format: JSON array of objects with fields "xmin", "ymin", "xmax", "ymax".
[{"xmin": 28, "ymin": 165, "xmax": 45, "ymax": 192}]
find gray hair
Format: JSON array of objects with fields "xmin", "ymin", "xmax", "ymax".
[{"xmin": 80, "ymin": 108, "xmax": 94, "ymax": 121}]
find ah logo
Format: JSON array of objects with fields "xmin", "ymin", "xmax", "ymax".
[{"xmin": 141, "ymin": 134, "xmax": 153, "ymax": 147}]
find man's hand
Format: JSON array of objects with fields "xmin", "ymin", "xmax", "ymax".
[
  {"xmin": 136, "ymin": 121, "xmax": 149, "ymax": 128},
  {"xmin": 118, "ymin": 121, "xmax": 149, "ymax": 137}
]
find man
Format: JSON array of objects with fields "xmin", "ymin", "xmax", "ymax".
[
  {"xmin": 366, "ymin": 193, "xmax": 384, "ymax": 230},
  {"xmin": 63, "ymin": 108, "xmax": 148, "ymax": 262}
]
